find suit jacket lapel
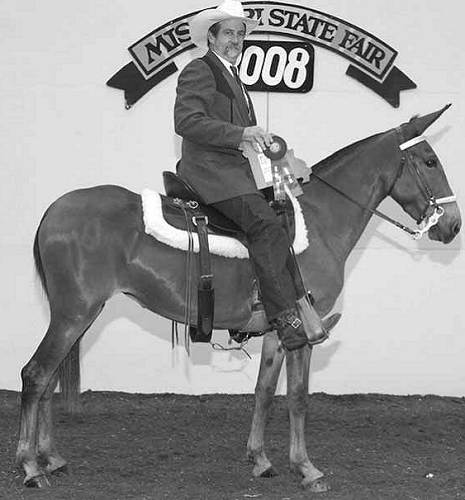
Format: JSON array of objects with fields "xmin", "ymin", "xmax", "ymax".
[{"xmin": 206, "ymin": 51, "xmax": 252, "ymax": 125}]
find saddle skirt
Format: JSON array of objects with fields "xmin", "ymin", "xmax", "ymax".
[{"xmin": 141, "ymin": 188, "xmax": 309, "ymax": 259}]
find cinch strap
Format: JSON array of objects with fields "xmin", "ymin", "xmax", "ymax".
[{"xmin": 399, "ymin": 135, "xmax": 427, "ymax": 150}]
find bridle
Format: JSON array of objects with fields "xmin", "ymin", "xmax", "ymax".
[
  {"xmin": 396, "ymin": 131, "xmax": 456, "ymax": 239},
  {"xmin": 311, "ymin": 131, "xmax": 456, "ymax": 240}
]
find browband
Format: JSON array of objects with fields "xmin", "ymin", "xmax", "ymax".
[{"xmin": 399, "ymin": 135, "xmax": 427, "ymax": 150}]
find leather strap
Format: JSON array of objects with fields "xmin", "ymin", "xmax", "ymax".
[
  {"xmin": 192, "ymin": 215, "xmax": 214, "ymax": 342},
  {"xmin": 192, "ymin": 215, "xmax": 212, "ymax": 290}
]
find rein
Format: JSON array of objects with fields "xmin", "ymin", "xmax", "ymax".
[
  {"xmin": 311, "ymin": 133, "xmax": 456, "ymax": 240},
  {"xmin": 311, "ymin": 167, "xmax": 418, "ymax": 237}
]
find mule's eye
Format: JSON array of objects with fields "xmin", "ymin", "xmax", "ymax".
[{"xmin": 426, "ymin": 158, "xmax": 437, "ymax": 168}]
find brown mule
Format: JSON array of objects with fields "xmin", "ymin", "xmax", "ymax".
[{"xmin": 17, "ymin": 107, "xmax": 460, "ymax": 489}]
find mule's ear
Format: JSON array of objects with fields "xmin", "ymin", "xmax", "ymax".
[
  {"xmin": 415, "ymin": 103, "xmax": 451, "ymax": 134},
  {"xmin": 401, "ymin": 104, "xmax": 451, "ymax": 140}
]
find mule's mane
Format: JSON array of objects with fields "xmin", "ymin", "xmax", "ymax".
[{"xmin": 310, "ymin": 131, "xmax": 385, "ymax": 177}]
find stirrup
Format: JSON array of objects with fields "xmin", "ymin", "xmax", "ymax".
[{"xmin": 307, "ymin": 313, "xmax": 341, "ymax": 346}]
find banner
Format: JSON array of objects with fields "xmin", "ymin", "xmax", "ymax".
[{"xmin": 107, "ymin": 1, "xmax": 416, "ymax": 108}]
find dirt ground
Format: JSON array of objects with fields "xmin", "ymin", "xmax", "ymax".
[{"xmin": 1, "ymin": 390, "xmax": 464, "ymax": 500}]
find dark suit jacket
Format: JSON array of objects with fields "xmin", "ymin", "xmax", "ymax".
[{"xmin": 174, "ymin": 50, "xmax": 258, "ymax": 204}]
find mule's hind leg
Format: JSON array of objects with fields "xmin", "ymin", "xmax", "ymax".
[
  {"xmin": 37, "ymin": 370, "xmax": 68, "ymax": 475},
  {"xmin": 16, "ymin": 311, "xmax": 99, "ymax": 487},
  {"xmin": 286, "ymin": 346, "xmax": 329, "ymax": 492},
  {"xmin": 247, "ymin": 332, "xmax": 285, "ymax": 477}
]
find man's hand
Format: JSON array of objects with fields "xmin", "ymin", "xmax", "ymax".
[{"xmin": 241, "ymin": 126, "xmax": 274, "ymax": 152}]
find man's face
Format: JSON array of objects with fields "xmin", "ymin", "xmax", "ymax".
[{"xmin": 208, "ymin": 19, "xmax": 246, "ymax": 64}]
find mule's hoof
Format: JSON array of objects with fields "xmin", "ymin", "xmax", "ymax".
[
  {"xmin": 302, "ymin": 476, "xmax": 331, "ymax": 493},
  {"xmin": 260, "ymin": 466, "xmax": 278, "ymax": 478},
  {"xmin": 252, "ymin": 463, "xmax": 278, "ymax": 478},
  {"xmin": 50, "ymin": 464, "xmax": 68, "ymax": 476},
  {"xmin": 24, "ymin": 474, "xmax": 50, "ymax": 488}
]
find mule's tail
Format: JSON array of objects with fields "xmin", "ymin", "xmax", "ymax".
[
  {"xmin": 57, "ymin": 342, "xmax": 81, "ymax": 414},
  {"xmin": 34, "ymin": 219, "xmax": 82, "ymax": 414},
  {"xmin": 33, "ymin": 225, "xmax": 47, "ymax": 298}
]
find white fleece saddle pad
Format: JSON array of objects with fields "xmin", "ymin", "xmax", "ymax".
[{"xmin": 141, "ymin": 189, "xmax": 309, "ymax": 259}]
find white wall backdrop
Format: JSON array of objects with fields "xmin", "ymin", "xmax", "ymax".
[{"xmin": 1, "ymin": 0, "xmax": 464, "ymax": 395}]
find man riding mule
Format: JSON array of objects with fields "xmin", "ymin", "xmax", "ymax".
[
  {"xmin": 14, "ymin": 0, "xmax": 461, "ymax": 490},
  {"xmin": 16, "ymin": 101, "xmax": 460, "ymax": 489},
  {"xmin": 174, "ymin": 0, "xmax": 339, "ymax": 351}
]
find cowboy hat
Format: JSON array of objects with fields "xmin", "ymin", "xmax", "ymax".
[{"xmin": 190, "ymin": 0, "xmax": 258, "ymax": 50}]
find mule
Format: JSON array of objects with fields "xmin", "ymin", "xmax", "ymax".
[{"xmin": 17, "ymin": 106, "xmax": 461, "ymax": 491}]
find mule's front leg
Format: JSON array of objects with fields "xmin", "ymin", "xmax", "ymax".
[
  {"xmin": 247, "ymin": 332, "xmax": 285, "ymax": 477},
  {"xmin": 286, "ymin": 345, "xmax": 329, "ymax": 492}
]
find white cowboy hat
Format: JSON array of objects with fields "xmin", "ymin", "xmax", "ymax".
[{"xmin": 190, "ymin": 0, "xmax": 258, "ymax": 50}]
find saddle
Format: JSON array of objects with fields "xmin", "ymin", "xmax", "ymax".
[
  {"xmin": 162, "ymin": 170, "xmax": 296, "ymax": 344},
  {"xmin": 161, "ymin": 136, "xmax": 306, "ymax": 345},
  {"xmin": 162, "ymin": 171, "xmax": 243, "ymax": 237}
]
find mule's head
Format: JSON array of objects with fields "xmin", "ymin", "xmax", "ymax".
[{"xmin": 389, "ymin": 105, "xmax": 461, "ymax": 244}]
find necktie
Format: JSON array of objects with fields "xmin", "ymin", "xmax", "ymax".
[{"xmin": 230, "ymin": 65, "xmax": 253, "ymax": 120}]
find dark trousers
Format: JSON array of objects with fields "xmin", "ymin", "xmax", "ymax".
[{"xmin": 211, "ymin": 192, "xmax": 303, "ymax": 320}]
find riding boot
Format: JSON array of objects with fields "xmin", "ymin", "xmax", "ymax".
[
  {"xmin": 271, "ymin": 308, "xmax": 309, "ymax": 351},
  {"xmin": 296, "ymin": 295, "xmax": 341, "ymax": 345}
]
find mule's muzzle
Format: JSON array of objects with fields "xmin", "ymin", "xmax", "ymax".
[{"xmin": 428, "ymin": 203, "xmax": 461, "ymax": 243}]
